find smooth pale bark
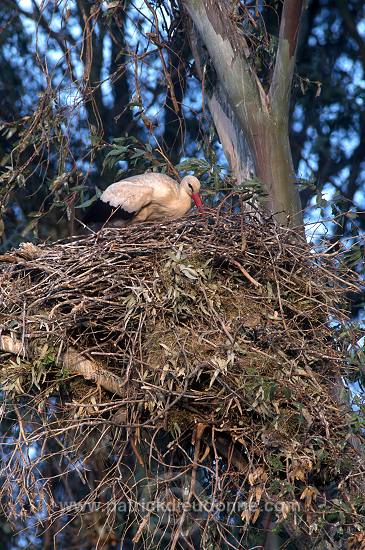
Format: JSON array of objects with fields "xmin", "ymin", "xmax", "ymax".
[
  {"xmin": 188, "ymin": 28, "xmax": 254, "ymax": 182},
  {"xmin": 208, "ymin": 93, "xmax": 255, "ymax": 182},
  {"xmin": 252, "ymin": 117, "xmax": 300, "ymax": 225},
  {"xmin": 183, "ymin": 0, "xmax": 304, "ymax": 226},
  {"xmin": 270, "ymin": 0, "xmax": 304, "ymax": 112}
]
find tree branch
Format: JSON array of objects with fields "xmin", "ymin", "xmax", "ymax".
[
  {"xmin": 188, "ymin": 23, "xmax": 254, "ymax": 182},
  {"xmin": 182, "ymin": 0, "xmax": 265, "ymax": 125},
  {"xmin": 183, "ymin": 0, "xmax": 303, "ymax": 225},
  {"xmin": 269, "ymin": 0, "xmax": 305, "ymax": 115},
  {"xmin": 0, "ymin": 334, "xmax": 127, "ymax": 397},
  {"xmin": 30, "ymin": 0, "xmax": 76, "ymax": 49}
]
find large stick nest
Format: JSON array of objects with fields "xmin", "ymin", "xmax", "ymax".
[{"xmin": 0, "ymin": 205, "xmax": 364, "ymax": 546}]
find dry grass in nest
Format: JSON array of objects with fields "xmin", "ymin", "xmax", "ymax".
[{"xmin": 0, "ymin": 204, "xmax": 364, "ymax": 546}]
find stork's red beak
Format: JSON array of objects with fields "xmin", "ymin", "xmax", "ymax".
[{"xmin": 192, "ymin": 192, "xmax": 204, "ymax": 213}]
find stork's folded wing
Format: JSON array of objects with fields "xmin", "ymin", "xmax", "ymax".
[{"xmin": 100, "ymin": 182, "xmax": 154, "ymax": 213}]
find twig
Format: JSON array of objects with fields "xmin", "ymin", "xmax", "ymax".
[{"xmin": 229, "ymin": 257, "xmax": 262, "ymax": 288}]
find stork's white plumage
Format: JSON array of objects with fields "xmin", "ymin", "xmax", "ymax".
[{"xmin": 93, "ymin": 172, "xmax": 203, "ymax": 226}]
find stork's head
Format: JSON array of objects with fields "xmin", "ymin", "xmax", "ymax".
[{"xmin": 181, "ymin": 176, "xmax": 204, "ymax": 211}]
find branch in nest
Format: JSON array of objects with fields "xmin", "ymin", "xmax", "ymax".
[
  {"xmin": 0, "ymin": 334, "xmax": 24, "ymax": 355},
  {"xmin": 63, "ymin": 347, "xmax": 127, "ymax": 396},
  {"xmin": 229, "ymin": 257, "xmax": 262, "ymax": 288},
  {"xmin": 0, "ymin": 335, "xmax": 126, "ymax": 397}
]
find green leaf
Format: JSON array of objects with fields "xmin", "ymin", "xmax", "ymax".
[{"xmin": 76, "ymin": 195, "xmax": 98, "ymax": 209}]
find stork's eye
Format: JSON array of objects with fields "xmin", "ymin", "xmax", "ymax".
[{"xmin": 188, "ymin": 183, "xmax": 194, "ymax": 192}]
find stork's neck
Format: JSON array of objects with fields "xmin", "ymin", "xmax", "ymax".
[
  {"xmin": 154, "ymin": 183, "xmax": 191, "ymax": 219},
  {"xmin": 178, "ymin": 184, "xmax": 192, "ymax": 207},
  {"xmin": 178, "ymin": 183, "xmax": 188, "ymax": 198}
]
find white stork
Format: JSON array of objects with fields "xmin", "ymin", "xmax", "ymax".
[{"xmin": 85, "ymin": 172, "xmax": 203, "ymax": 227}]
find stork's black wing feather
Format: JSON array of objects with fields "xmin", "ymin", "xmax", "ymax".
[{"xmin": 83, "ymin": 198, "xmax": 135, "ymax": 227}]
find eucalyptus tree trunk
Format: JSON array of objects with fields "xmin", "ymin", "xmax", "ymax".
[{"xmin": 182, "ymin": 0, "xmax": 304, "ymax": 227}]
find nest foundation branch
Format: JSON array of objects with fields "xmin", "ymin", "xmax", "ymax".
[
  {"xmin": 62, "ymin": 347, "xmax": 127, "ymax": 396},
  {"xmin": 0, "ymin": 334, "xmax": 24, "ymax": 355},
  {"xmin": 0, "ymin": 336, "xmax": 126, "ymax": 397}
]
